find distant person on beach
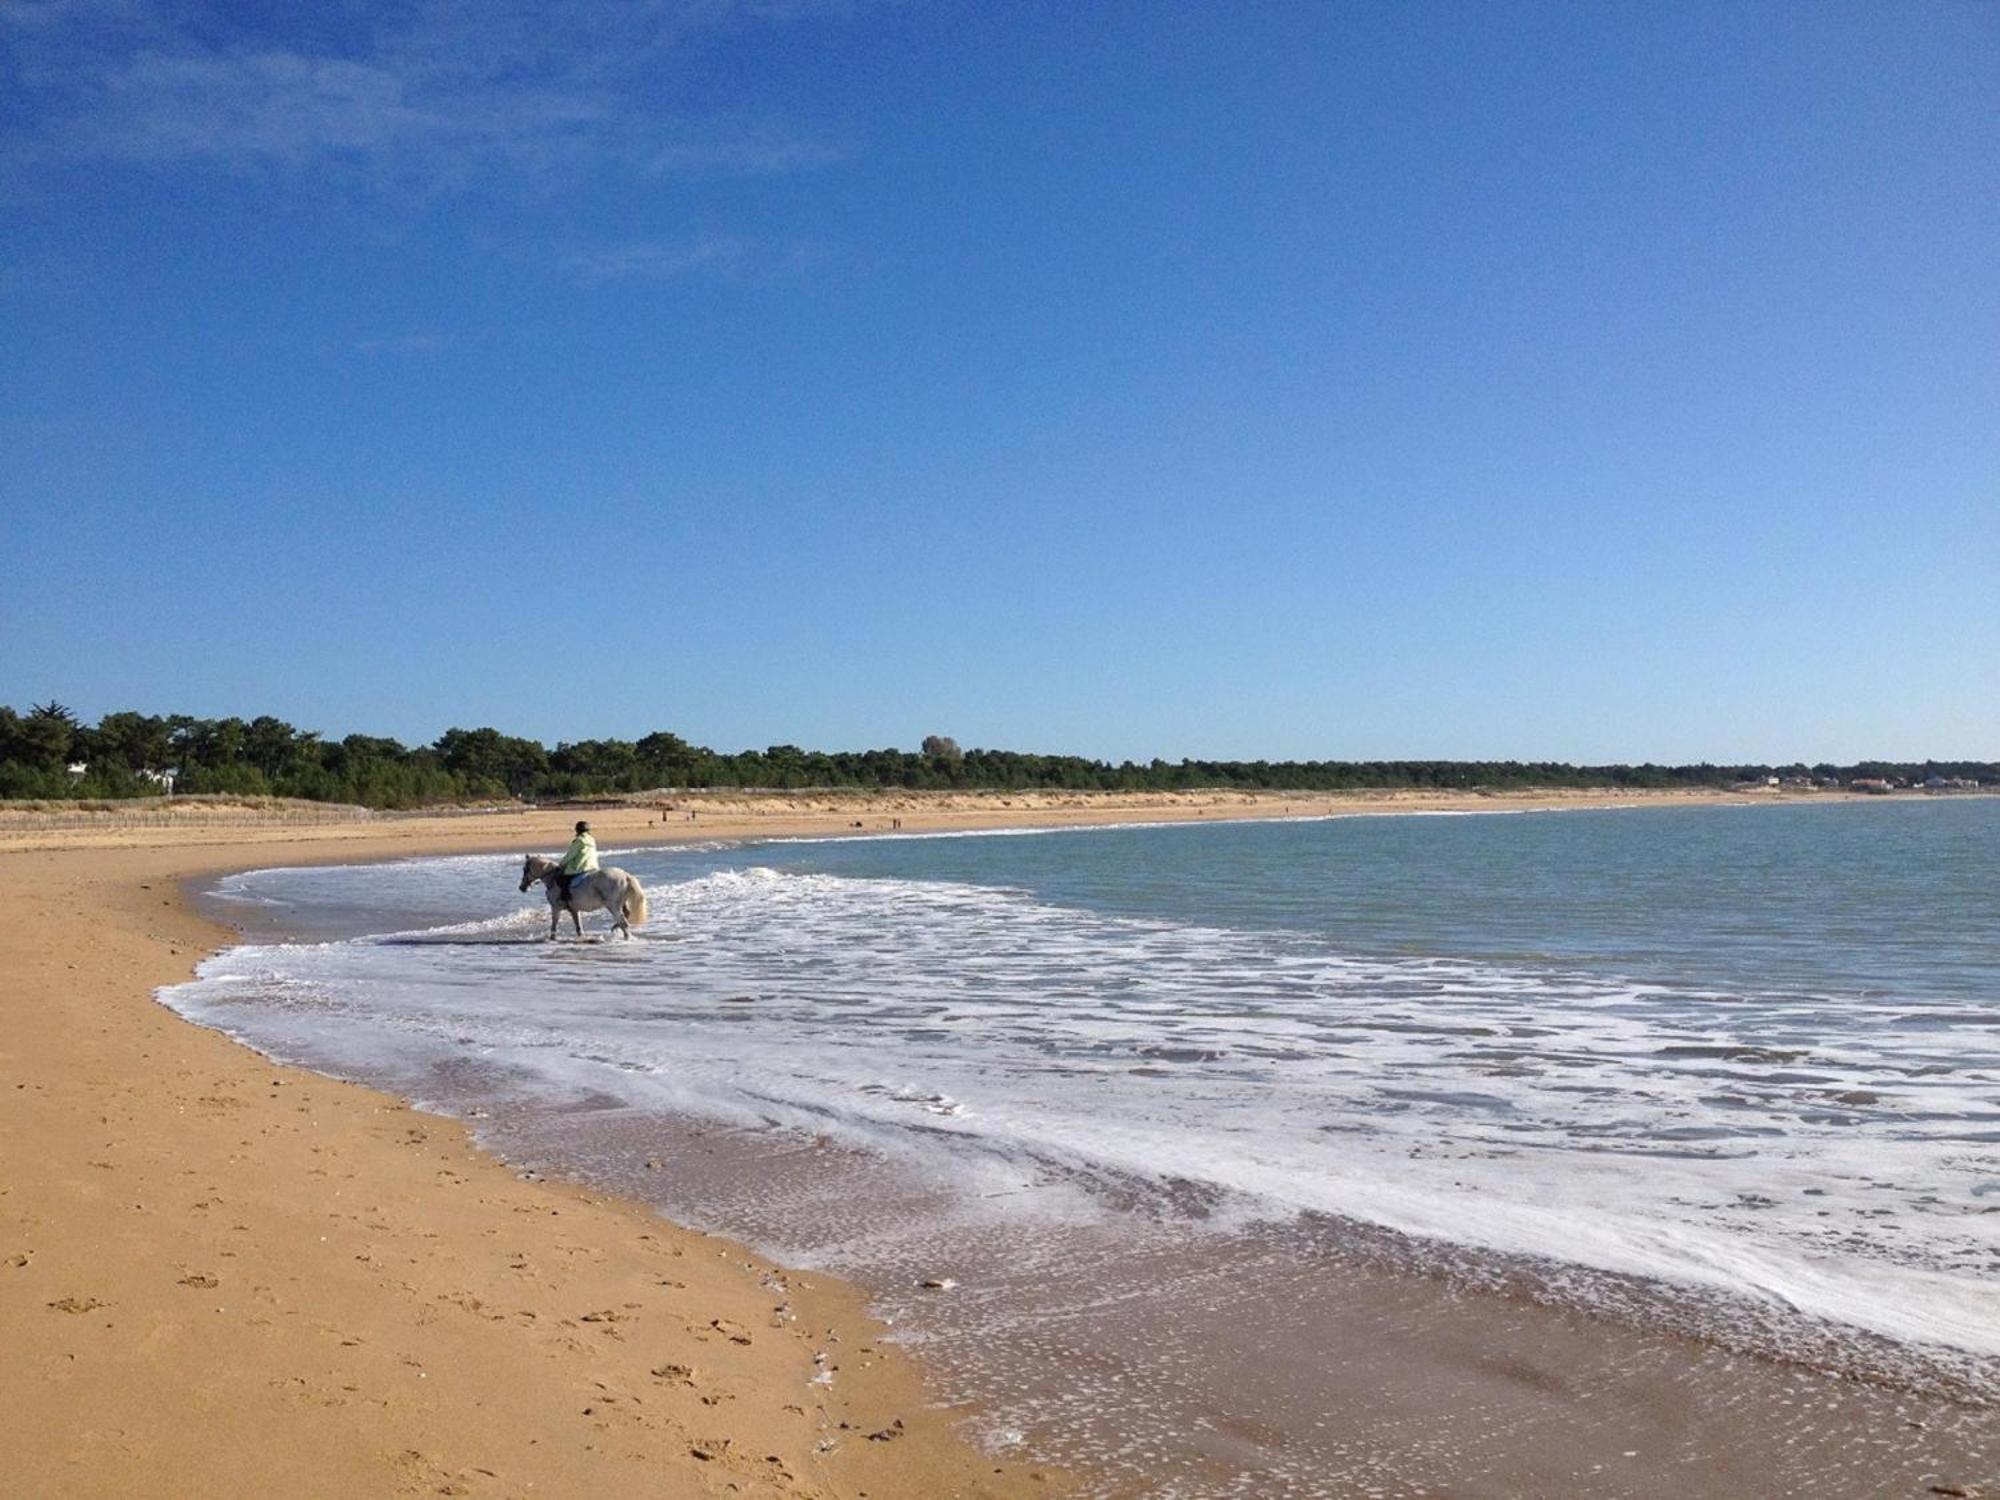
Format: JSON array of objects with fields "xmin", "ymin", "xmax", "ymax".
[{"xmin": 557, "ymin": 820, "xmax": 599, "ymax": 905}]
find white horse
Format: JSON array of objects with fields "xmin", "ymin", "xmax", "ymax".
[{"xmin": 519, "ymin": 854, "xmax": 649, "ymax": 940}]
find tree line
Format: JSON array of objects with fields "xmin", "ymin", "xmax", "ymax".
[{"xmin": 0, "ymin": 702, "xmax": 1991, "ymax": 809}]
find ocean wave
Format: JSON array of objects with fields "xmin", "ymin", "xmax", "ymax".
[{"xmin": 163, "ymin": 857, "xmax": 2000, "ymax": 1375}]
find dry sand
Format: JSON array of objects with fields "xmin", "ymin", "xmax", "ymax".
[{"xmin": 0, "ymin": 787, "xmax": 1905, "ymax": 1497}]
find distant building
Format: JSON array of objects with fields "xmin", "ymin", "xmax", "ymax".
[
  {"xmin": 139, "ymin": 767, "xmax": 178, "ymax": 795},
  {"xmin": 1851, "ymin": 778, "xmax": 1894, "ymax": 794},
  {"xmin": 65, "ymin": 761, "xmax": 87, "ymax": 779}
]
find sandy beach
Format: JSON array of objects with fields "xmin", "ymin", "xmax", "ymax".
[
  {"xmin": 0, "ymin": 786, "xmax": 1979, "ymax": 1498},
  {"xmin": 4, "ymin": 795, "xmax": 1108, "ymax": 1499}
]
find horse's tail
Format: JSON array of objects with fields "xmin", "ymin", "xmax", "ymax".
[{"xmin": 623, "ymin": 878, "xmax": 648, "ymax": 928}]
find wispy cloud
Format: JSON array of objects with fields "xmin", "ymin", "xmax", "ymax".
[
  {"xmin": 558, "ymin": 234, "xmax": 823, "ymax": 284},
  {"xmin": 2, "ymin": 1, "xmax": 845, "ymax": 191},
  {"xmin": 646, "ymin": 118, "xmax": 845, "ymax": 175}
]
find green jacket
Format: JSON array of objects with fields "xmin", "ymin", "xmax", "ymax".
[{"xmin": 558, "ymin": 832, "xmax": 600, "ymax": 876}]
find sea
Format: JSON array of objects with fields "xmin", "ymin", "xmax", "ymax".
[{"xmin": 164, "ymin": 799, "xmax": 2000, "ymax": 1496}]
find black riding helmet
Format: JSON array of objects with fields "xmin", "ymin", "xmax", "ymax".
[{"xmin": 575, "ymin": 820, "xmax": 590, "ymax": 834}]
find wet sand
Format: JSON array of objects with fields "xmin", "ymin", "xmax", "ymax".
[
  {"xmin": 3, "ymin": 789, "xmax": 1991, "ymax": 1497},
  {"xmin": 484, "ymin": 1091, "xmax": 2000, "ymax": 1499}
]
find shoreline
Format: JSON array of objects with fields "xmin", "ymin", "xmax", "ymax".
[
  {"xmin": 0, "ymin": 789, "xmax": 1449, "ymax": 1497},
  {"xmin": 1, "ymin": 808, "xmax": 1096, "ymax": 1498},
  {"xmin": 0, "ymin": 783, "xmax": 1931, "ymax": 860},
  {"xmin": 4, "ymin": 788, "xmax": 1992, "ymax": 1496}
]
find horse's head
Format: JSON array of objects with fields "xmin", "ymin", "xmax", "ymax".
[{"xmin": 519, "ymin": 854, "xmax": 549, "ymax": 892}]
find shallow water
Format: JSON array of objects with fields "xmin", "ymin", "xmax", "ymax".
[{"xmin": 167, "ymin": 800, "xmax": 2000, "ymax": 1493}]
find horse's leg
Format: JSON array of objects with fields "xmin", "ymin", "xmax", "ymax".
[
  {"xmin": 570, "ymin": 901, "xmax": 583, "ymax": 937},
  {"xmin": 548, "ymin": 899, "xmax": 559, "ymax": 940}
]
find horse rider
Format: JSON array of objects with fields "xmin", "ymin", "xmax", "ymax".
[{"xmin": 557, "ymin": 820, "xmax": 599, "ymax": 907}]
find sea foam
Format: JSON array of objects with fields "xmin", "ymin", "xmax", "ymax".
[{"xmin": 167, "ymin": 844, "xmax": 2000, "ymax": 1372}]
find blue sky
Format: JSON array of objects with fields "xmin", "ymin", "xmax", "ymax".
[{"xmin": 2, "ymin": 1, "xmax": 1994, "ymax": 762}]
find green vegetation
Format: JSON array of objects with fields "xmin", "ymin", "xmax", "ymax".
[{"xmin": 0, "ymin": 703, "xmax": 1991, "ymax": 808}]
